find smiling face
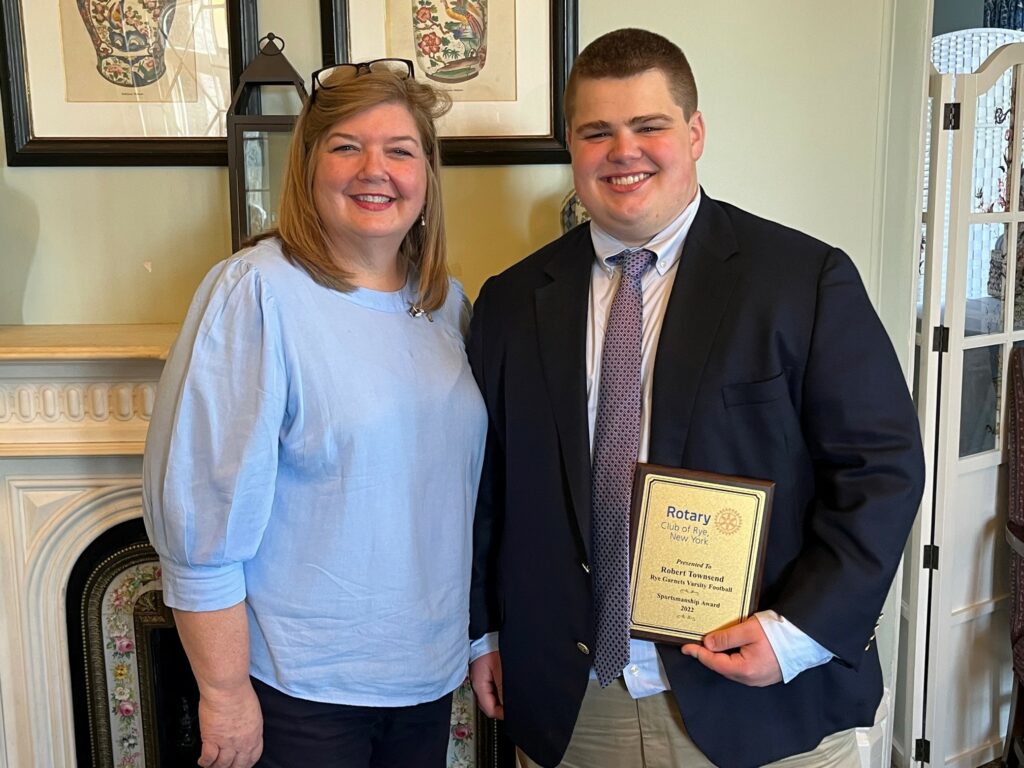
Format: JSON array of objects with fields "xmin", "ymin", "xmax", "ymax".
[
  {"xmin": 567, "ymin": 69, "xmax": 705, "ymax": 246},
  {"xmin": 312, "ymin": 102, "xmax": 428, "ymax": 266}
]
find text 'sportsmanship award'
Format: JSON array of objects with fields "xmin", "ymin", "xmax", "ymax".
[{"xmin": 628, "ymin": 464, "xmax": 773, "ymax": 643}]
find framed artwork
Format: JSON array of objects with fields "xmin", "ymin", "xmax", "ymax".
[
  {"xmin": 320, "ymin": 0, "xmax": 577, "ymax": 165},
  {"xmin": 0, "ymin": 0, "xmax": 259, "ymax": 166}
]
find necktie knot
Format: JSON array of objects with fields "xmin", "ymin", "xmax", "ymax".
[{"xmin": 612, "ymin": 248, "xmax": 656, "ymax": 282}]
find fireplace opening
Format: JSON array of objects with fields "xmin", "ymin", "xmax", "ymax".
[{"xmin": 66, "ymin": 518, "xmax": 200, "ymax": 768}]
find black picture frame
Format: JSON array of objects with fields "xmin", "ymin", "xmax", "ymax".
[
  {"xmin": 0, "ymin": 0, "xmax": 259, "ymax": 166},
  {"xmin": 319, "ymin": 0, "xmax": 577, "ymax": 166}
]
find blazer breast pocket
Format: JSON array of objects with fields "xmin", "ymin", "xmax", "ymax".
[{"xmin": 721, "ymin": 371, "xmax": 789, "ymax": 408}]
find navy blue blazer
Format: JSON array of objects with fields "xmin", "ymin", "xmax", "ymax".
[{"xmin": 468, "ymin": 193, "xmax": 925, "ymax": 768}]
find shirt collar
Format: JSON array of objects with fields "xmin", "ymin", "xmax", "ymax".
[{"xmin": 590, "ymin": 188, "xmax": 702, "ymax": 276}]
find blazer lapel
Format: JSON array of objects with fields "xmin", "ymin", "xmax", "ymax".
[
  {"xmin": 649, "ymin": 195, "xmax": 741, "ymax": 467},
  {"xmin": 535, "ymin": 227, "xmax": 595, "ymax": 558}
]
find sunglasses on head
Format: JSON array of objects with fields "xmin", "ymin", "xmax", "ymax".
[{"xmin": 310, "ymin": 59, "xmax": 415, "ymax": 101}]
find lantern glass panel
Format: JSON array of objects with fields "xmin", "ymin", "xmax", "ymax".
[{"xmin": 241, "ymin": 129, "xmax": 292, "ymax": 239}]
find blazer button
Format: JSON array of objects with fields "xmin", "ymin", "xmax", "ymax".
[
  {"xmin": 581, "ymin": 562, "xmax": 591, "ymax": 574},
  {"xmin": 577, "ymin": 642, "xmax": 591, "ymax": 655}
]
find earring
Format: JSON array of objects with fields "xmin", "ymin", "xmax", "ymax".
[{"xmin": 420, "ymin": 212, "xmax": 426, "ymax": 227}]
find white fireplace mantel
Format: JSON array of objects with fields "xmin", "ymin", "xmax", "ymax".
[
  {"xmin": 0, "ymin": 325, "xmax": 178, "ymax": 458},
  {"xmin": 0, "ymin": 324, "xmax": 175, "ymax": 768}
]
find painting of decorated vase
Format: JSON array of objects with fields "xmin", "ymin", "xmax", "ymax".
[
  {"xmin": 411, "ymin": 0, "xmax": 487, "ymax": 84},
  {"xmin": 75, "ymin": 0, "xmax": 179, "ymax": 88}
]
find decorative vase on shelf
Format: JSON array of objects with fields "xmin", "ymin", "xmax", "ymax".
[
  {"xmin": 76, "ymin": 0, "xmax": 179, "ymax": 87},
  {"xmin": 560, "ymin": 190, "xmax": 590, "ymax": 234},
  {"xmin": 411, "ymin": 0, "xmax": 487, "ymax": 84}
]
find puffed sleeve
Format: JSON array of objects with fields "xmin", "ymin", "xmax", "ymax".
[{"xmin": 142, "ymin": 257, "xmax": 288, "ymax": 612}]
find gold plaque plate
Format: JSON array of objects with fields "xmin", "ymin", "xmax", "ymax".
[{"xmin": 628, "ymin": 464, "xmax": 773, "ymax": 644}]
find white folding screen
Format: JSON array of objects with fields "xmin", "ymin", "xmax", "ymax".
[{"xmin": 898, "ymin": 37, "xmax": 1024, "ymax": 768}]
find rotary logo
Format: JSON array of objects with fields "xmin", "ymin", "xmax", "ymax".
[{"xmin": 715, "ymin": 508, "xmax": 742, "ymax": 535}]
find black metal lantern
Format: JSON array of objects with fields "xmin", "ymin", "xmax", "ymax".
[{"xmin": 227, "ymin": 33, "xmax": 308, "ymax": 251}]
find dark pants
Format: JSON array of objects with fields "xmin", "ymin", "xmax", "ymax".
[{"xmin": 252, "ymin": 677, "xmax": 453, "ymax": 768}]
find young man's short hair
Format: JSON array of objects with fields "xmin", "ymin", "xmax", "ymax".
[{"xmin": 564, "ymin": 28, "xmax": 698, "ymax": 124}]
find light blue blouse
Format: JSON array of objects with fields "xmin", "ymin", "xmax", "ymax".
[{"xmin": 142, "ymin": 239, "xmax": 487, "ymax": 706}]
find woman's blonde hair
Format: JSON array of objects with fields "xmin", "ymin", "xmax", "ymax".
[{"xmin": 271, "ymin": 69, "xmax": 452, "ymax": 311}]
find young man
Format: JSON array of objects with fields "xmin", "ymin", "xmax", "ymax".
[{"xmin": 467, "ymin": 28, "xmax": 924, "ymax": 768}]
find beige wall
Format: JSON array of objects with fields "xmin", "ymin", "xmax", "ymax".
[{"xmin": 0, "ymin": 1, "xmax": 926, "ymax": 340}]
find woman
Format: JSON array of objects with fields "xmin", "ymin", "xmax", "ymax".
[{"xmin": 142, "ymin": 60, "xmax": 487, "ymax": 768}]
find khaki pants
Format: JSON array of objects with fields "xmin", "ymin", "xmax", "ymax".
[{"xmin": 518, "ymin": 678, "xmax": 861, "ymax": 768}]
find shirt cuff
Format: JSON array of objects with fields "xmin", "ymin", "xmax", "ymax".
[
  {"xmin": 755, "ymin": 610, "xmax": 834, "ymax": 683},
  {"xmin": 157, "ymin": 559, "xmax": 247, "ymax": 612},
  {"xmin": 470, "ymin": 632, "xmax": 499, "ymax": 663}
]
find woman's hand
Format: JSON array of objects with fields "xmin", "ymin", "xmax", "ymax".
[
  {"xmin": 172, "ymin": 604, "xmax": 263, "ymax": 767},
  {"xmin": 196, "ymin": 681, "xmax": 263, "ymax": 768},
  {"xmin": 470, "ymin": 651, "xmax": 505, "ymax": 719}
]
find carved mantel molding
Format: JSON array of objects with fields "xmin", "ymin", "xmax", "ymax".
[{"xmin": 0, "ymin": 325, "xmax": 178, "ymax": 456}]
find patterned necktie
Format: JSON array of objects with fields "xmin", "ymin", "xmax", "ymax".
[{"xmin": 592, "ymin": 248, "xmax": 655, "ymax": 687}]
